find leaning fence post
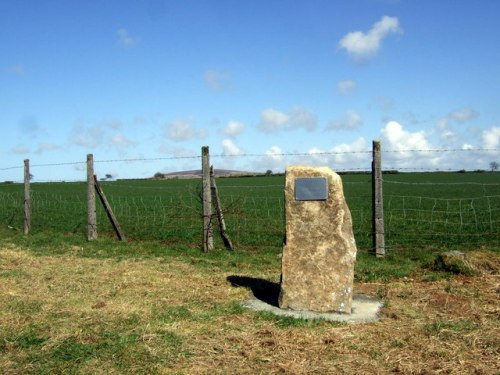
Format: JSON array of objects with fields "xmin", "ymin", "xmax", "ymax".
[
  {"xmin": 202, "ymin": 146, "xmax": 213, "ymax": 252},
  {"xmin": 87, "ymin": 154, "xmax": 97, "ymax": 240},
  {"xmin": 24, "ymin": 159, "xmax": 31, "ymax": 235},
  {"xmin": 210, "ymin": 166, "xmax": 234, "ymax": 250},
  {"xmin": 372, "ymin": 140, "xmax": 385, "ymax": 257},
  {"xmin": 94, "ymin": 175, "xmax": 126, "ymax": 241}
]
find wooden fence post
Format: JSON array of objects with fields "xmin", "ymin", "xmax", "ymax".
[
  {"xmin": 372, "ymin": 140, "xmax": 385, "ymax": 257},
  {"xmin": 87, "ymin": 154, "xmax": 97, "ymax": 240},
  {"xmin": 94, "ymin": 175, "xmax": 126, "ymax": 241},
  {"xmin": 202, "ymin": 146, "xmax": 213, "ymax": 252},
  {"xmin": 210, "ymin": 166, "xmax": 234, "ymax": 250},
  {"xmin": 24, "ymin": 159, "xmax": 31, "ymax": 235}
]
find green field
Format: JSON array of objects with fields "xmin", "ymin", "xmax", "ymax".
[
  {"xmin": 1, "ymin": 172, "xmax": 499, "ymax": 252},
  {"xmin": 1, "ymin": 172, "xmax": 499, "ymax": 374}
]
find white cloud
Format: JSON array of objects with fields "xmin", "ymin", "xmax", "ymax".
[
  {"xmin": 337, "ymin": 80, "xmax": 357, "ymax": 96},
  {"xmin": 482, "ymin": 126, "xmax": 500, "ymax": 149},
  {"xmin": 36, "ymin": 143, "xmax": 60, "ymax": 154},
  {"xmin": 302, "ymin": 147, "xmax": 330, "ymax": 165},
  {"xmin": 266, "ymin": 146, "xmax": 283, "ymax": 157},
  {"xmin": 288, "ymin": 107, "xmax": 317, "ymax": 131},
  {"xmin": 111, "ymin": 133, "xmax": 136, "ymax": 147},
  {"xmin": 339, "ymin": 16, "xmax": 403, "ymax": 62},
  {"xmin": 434, "ymin": 107, "xmax": 480, "ymax": 145},
  {"xmin": 70, "ymin": 120, "xmax": 137, "ymax": 151},
  {"xmin": 11, "ymin": 145, "xmax": 30, "ymax": 154},
  {"xmin": 221, "ymin": 139, "xmax": 243, "ymax": 156},
  {"xmin": 259, "ymin": 108, "xmax": 289, "ymax": 132},
  {"xmin": 332, "ymin": 137, "xmax": 368, "ymax": 154},
  {"xmin": 70, "ymin": 122, "xmax": 104, "ymax": 148},
  {"xmin": 380, "ymin": 121, "xmax": 447, "ymax": 170},
  {"xmin": 117, "ymin": 28, "xmax": 140, "ymax": 48},
  {"xmin": 449, "ymin": 107, "xmax": 479, "ymax": 123},
  {"xmin": 203, "ymin": 69, "xmax": 232, "ymax": 91},
  {"xmin": 381, "ymin": 121, "xmax": 432, "ymax": 152},
  {"xmin": 258, "ymin": 107, "xmax": 317, "ymax": 133},
  {"xmin": 330, "ymin": 138, "xmax": 370, "ymax": 168},
  {"xmin": 435, "ymin": 118, "xmax": 456, "ymax": 143},
  {"xmin": 252, "ymin": 146, "xmax": 287, "ymax": 172},
  {"xmin": 221, "ymin": 120, "xmax": 245, "ymax": 137},
  {"xmin": 327, "ymin": 110, "xmax": 363, "ymax": 130},
  {"xmin": 167, "ymin": 119, "xmax": 207, "ymax": 142},
  {"xmin": 287, "ymin": 139, "xmax": 370, "ymax": 171}
]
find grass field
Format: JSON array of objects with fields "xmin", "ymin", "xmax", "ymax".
[
  {"xmin": 0, "ymin": 227, "xmax": 499, "ymax": 374},
  {"xmin": 1, "ymin": 172, "xmax": 499, "ymax": 373},
  {"xmin": 1, "ymin": 172, "xmax": 499, "ymax": 252}
]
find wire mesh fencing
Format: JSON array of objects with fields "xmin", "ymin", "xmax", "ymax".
[{"xmin": 1, "ymin": 147, "xmax": 499, "ymax": 253}]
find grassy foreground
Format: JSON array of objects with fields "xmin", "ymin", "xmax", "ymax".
[{"xmin": 0, "ymin": 230, "xmax": 499, "ymax": 374}]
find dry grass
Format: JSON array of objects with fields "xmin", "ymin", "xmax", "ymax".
[{"xmin": 1, "ymin": 244, "xmax": 499, "ymax": 374}]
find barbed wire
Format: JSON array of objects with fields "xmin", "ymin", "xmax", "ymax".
[
  {"xmin": 383, "ymin": 148, "xmax": 499, "ymax": 153},
  {"xmin": 0, "ymin": 161, "xmax": 85, "ymax": 171},
  {"xmin": 1, "ymin": 147, "xmax": 498, "ymax": 171},
  {"xmin": 386, "ymin": 193, "xmax": 500, "ymax": 202},
  {"xmin": 384, "ymin": 180, "xmax": 500, "ymax": 186},
  {"xmin": 1, "ymin": 176, "xmax": 498, "ymax": 249},
  {"xmin": 94, "ymin": 155, "xmax": 202, "ymax": 164},
  {"xmin": 208, "ymin": 148, "xmax": 499, "ymax": 157},
  {"xmin": 210, "ymin": 151, "xmax": 372, "ymax": 158}
]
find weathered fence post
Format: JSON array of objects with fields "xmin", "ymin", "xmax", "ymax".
[
  {"xmin": 210, "ymin": 166, "xmax": 234, "ymax": 250},
  {"xmin": 23, "ymin": 159, "xmax": 31, "ymax": 235},
  {"xmin": 94, "ymin": 175, "xmax": 126, "ymax": 241},
  {"xmin": 372, "ymin": 140, "xmax": 385, "ymax": 257},
  {"xmin": 202, "ymin": 146, "xmax": 213, "ymax": 251},
  {"xmin": 87, "ymin": 154, "xmax": 97, "ymax": 240}
]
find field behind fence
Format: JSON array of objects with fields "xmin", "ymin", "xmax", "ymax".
[{"xmin": 1, "ymin": 157, "xmax": 499, "ymax": 252}]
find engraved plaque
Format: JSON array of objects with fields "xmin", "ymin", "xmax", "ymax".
[{"xmin": 295, "ymin": 177, "xmax": 328, "ymax": 201}]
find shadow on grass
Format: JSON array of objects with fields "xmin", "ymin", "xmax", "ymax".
[{"xmin": 227, "ymin": 276, "xmax": 280, "ymax": 307}]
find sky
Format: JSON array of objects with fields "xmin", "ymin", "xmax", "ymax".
[{"xmin": 1, "ymin": 0, "xmax": 500, "ymax": 181}]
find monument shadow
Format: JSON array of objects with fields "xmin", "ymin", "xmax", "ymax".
[{"xmin": 226, "ymin": 275, "xmax": 280, "ymax": 307}]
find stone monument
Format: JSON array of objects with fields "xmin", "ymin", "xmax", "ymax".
[{"xmin": 278, "ymin": 165, "xmax": 357, "ymax": 313}]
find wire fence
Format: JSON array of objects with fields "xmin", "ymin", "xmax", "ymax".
[{"xmin": 1, "ymin": 147, "xmax": 499, "ymax": 252}]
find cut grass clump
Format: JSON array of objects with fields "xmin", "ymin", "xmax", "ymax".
[
  {"xmin": 430, "ymin": 251, "xmax": 478, "ymax": 276},
  {"xmin": 427, "ymin": 250, "xmax": 500, "ymax": 276}
]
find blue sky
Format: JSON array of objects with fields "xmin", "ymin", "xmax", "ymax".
[{"xmin": 1, "ymin": 0, "xmax": 499, "ymax": 181}]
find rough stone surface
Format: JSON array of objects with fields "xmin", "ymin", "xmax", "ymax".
[{"xmin": 278, "ymin": 165, "xmax": 357, "ymax": 313}]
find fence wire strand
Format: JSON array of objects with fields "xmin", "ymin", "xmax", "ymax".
[{"xmin": 1, "ymin": 148, "xmax": 499, "ymax": 251}]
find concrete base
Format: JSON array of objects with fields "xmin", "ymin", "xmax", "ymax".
[{"xmin": 245, "ymin": 294, "xmax": 382, "ymax": 323}]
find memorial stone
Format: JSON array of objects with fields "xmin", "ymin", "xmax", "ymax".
[{"xmin": 278, "ymin": 165, "xmax": 357, "ymax": 313}]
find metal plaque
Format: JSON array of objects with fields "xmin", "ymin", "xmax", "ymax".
[{"xmin": 295, "ymin": 177, "xmax": 328, "ymax": 201}]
